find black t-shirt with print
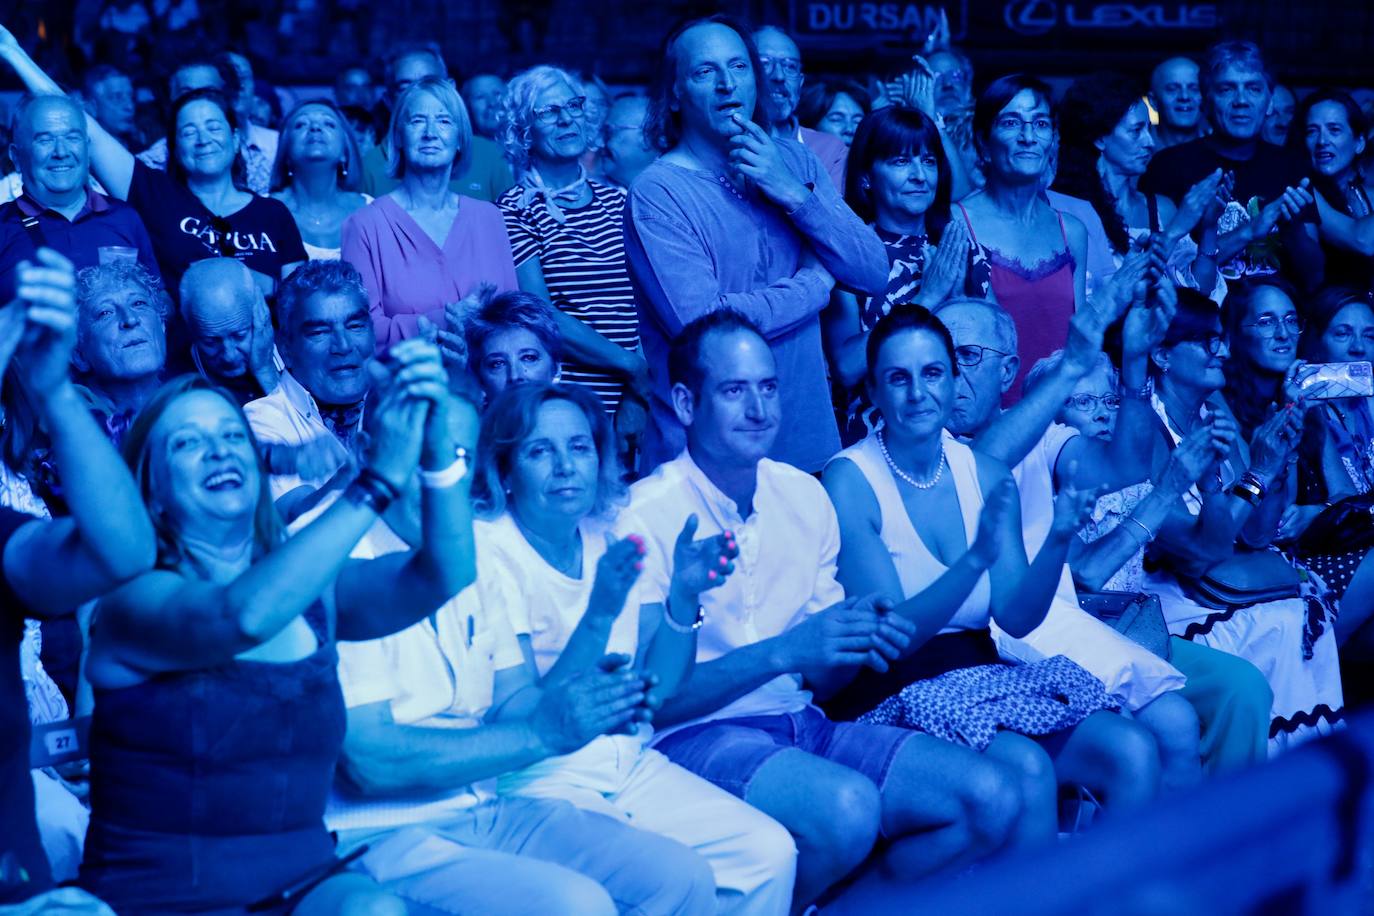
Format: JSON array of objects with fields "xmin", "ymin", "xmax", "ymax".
[
  {"xmin": 127, "ymin": 160, "xmax": 307, "ymax": 296},
  {"xmin": 1141, "ymin": 136, "xmax": 1307, "ymax": 212},
  {"xmin": 1142, "ymin": 137, "xmax": 1311, "ymax": 278},
  {"xmin": 0, "ymin": 508, "xmax": 52, "ymax": 903}
]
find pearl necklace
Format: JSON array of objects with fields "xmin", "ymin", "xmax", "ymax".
[{"xmin": 878, "ymin": 429, "xmax": 946, "ymax": 490}]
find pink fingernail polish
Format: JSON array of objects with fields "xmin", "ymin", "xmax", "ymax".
[{"xmin": 708, "ymin": 571, "xmax": 717, "ymax": 581}]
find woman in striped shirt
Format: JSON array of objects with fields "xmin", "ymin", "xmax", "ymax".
[{"xmin": 497, "ymin": 65, "xmax": 650, "ymax": 435}]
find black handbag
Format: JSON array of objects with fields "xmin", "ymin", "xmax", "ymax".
[
  {"xmin": 1295, "ymin": 493, "xmax": 1374, "ymax": 556},
  {"xmin": 1077, "ymin": 590, "xmax": 1172, "ymax": 661}
]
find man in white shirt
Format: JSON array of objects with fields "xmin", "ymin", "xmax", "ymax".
[
  {"xmin": 317, "ymin": 514, "xmax": 717, "ymax": 914},
  {"xmin": 632, "ymin": 309, "xmax": 1028, "ymax": 909},
  {"xmin": 244, "ymin": 261, "xmax": 375, "ymax": 515},
  {"xmin": 935, "ymin": 296, "xmax": 1272, "ymax": 776}
]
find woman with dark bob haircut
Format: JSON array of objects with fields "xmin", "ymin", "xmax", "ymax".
[
  {"xmin": 826, "ymin": 106, "xmax": 969, "ymax": 442},
  {"xmin": 1055, "ymin": 71, "xmax": 1223, "ymax": 300},
  {"xmin": 955, "ymin": 74, "xmax": 1089, "ymax": 400},
  {"xmin": 78, "ymin": 341, "xmax": 479, "ymax": 913}
]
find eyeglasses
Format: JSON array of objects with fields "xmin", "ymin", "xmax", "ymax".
[
  {"xmin": 1242, "ymin": 314, "xmax": 1304, "ymax": 337},
  {"xmin": 1065, "ymin": 393, "xmax": 1122, "ymax": 412},
  {"xmin": 1181, "ymin": 334, "xmax": 1227, "ymax": 356},
  {"xmin": 758, "ymin": 56, "xmax": 802, "ymax": 78},
  {"xmin": 953, "ymin": 344, "xmax": 1011, "ymax": 368},
  {"xmin": 993, "ymin": 115, "xmax": 1054, "ymax": 137},
  {"xmin": 532, "ymin": 96, "xmax": 586, "ymax": 126}
]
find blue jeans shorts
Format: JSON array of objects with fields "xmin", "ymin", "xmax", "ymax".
[{"xmin": 652, "ymin": 705, "xmax": 915, "ymax": 799}]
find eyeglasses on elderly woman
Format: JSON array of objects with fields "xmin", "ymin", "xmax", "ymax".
[{"xmin": 532, "ymin": 96, "xmax": 587, "ymax": 126}]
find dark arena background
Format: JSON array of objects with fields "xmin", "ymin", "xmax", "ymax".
[{"xmin": 2, "ymin": 0, "xmax": 1374, "ymax": 911}]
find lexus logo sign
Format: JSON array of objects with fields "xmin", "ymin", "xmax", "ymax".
[
  {"xmin": 1004, "ymin": 0, "xmax": 1219, "ymax": 35},
  {"xmin": 1004, "ymin": 0, "xmax": 1057, "ymax": 34}
]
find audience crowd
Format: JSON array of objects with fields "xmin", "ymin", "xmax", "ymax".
[{"xmin": 1, "ymin": 11, "xmax": 1371, "ymax": 914}]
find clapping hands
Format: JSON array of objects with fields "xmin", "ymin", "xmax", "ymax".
[{"xmin": 782, "ymin": 593, "xmax": 915, "ymax": 674}]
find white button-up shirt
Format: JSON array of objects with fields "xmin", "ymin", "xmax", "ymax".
[
  {"xmin": 626, "ymin": 452, "xmax": 845, "ymax": 739},
  {"xmin": 317, "ymin": 514, "xmax": 526, "ymax": 832},
  {"xmin": 243, "ymin": 370, "xmax": 338, "ymax": 499}
]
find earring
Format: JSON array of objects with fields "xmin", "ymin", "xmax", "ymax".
[
  {"xmin": 859, "ymin": 177, "xmax": 871, "ymax": 191},
  {"xmin": 338, "ymin": 160, "xmax": 348, "ymax": 181}
]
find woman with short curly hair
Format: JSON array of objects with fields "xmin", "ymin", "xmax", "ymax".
[{"xmin": 496, "ymin": 65, "xmax": 649, "ymax": 421}]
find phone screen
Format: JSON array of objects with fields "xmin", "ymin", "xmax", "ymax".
[{"xmin": 1297, "ymin": 361, "xmax": 1374, "ymax": 399}]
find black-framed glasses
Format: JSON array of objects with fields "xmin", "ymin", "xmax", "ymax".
[
  {"xmin": 954, "ymin": 344, "xmax": 1011, "ymax": 368},
  {"xmin": 758, "ymin": 56, "xmax": 802, "ymax": 78},
  {"xmin": 1181, "ymin": 334, "xmax": 1227, "ymax": 356},
  {"xmin": 993, "ymin": 115, "xmax": 1054, "ymax": 137},
  {"xmin": 1242, "ymin": 314, "xmax": 1304, "ymax": 337},
  {"xmin": 532, "ymin": 96, "xmax": 587, "ymax": 126},
  {"xmin": 1065, "ymin": 393, "xmax": 1122, "ymax": 412}
]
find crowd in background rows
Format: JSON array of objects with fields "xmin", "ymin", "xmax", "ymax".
[{"xmin": 0, "ymin": 9, "xmax": 1372, "ymax": 914}]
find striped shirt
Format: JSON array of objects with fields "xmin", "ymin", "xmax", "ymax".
[{"xmin": 498, "ymin": 179, "xmax": 639, "ymax": 411}]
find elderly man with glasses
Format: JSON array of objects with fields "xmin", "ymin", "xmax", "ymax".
[
  {"xmin": 934, "ymin": 292, "xmax": 1276, "ymax": 778},
  {"xmin": 751, "ymin": 26, "xmax": 848, "ymax": 192}
]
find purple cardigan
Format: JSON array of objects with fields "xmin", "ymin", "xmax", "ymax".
[{"xmin": 342, "ymin": 195, "xmax": 518, "ymax": 349}]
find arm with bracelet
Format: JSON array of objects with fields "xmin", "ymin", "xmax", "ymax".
[
  {"xmin": 87, "ymin": 367, "xmax": 437, "ymax": 680},
  {"xmin": 1070, "ymin": 419, "xmax": 1218, "ymax": 591},
  {"xmin": 1152, "ymin": 405, "xmax": 1298, "ymax": 575},
  {"xmin": 635, "ymin": 513, "xmax": 739, "ymax": 700},
  {"xmin": 332, "ymin": 340, "xmax": 479, "ymax": 642}
]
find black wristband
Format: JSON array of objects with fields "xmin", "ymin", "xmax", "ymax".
[{"xmin": 345, "ymin": 467, "xmax": 400, "ymax": 515}]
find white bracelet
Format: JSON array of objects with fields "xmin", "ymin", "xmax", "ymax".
[
  {"xmin": 419, "ymin": 447, "xmax": 470, "ymax": 489},
  {"xmin": 661, "ymin": 602, "xmax": 705, "ymax": 634}
]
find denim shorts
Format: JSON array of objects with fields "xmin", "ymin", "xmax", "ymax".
[{"xmin": 653, "ymin": 705, "xmax": 916, "ymax": 799}]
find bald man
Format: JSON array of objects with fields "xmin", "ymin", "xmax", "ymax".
[
  {"xmin": 179, "ymin": 259, "xmax": 281, "ymax": 403},
  {"xmin": 1149, "ymin": 57, "xmax": 1206, "ymax": 149},
  {"xmin": 0, "ymin": 94, "xmax": 157, "ymax": 296}
]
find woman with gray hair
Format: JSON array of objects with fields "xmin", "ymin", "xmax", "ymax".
[
  {"xmin": 497, "ymin": 65, "xmax": 649, "ymax": 438},
  {"xmin": 342, "ymin": 75, "xmax": 517, "ymax": 349}
]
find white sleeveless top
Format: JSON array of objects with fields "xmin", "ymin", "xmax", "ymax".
[{"xmin": 831, "ymin": 430, "xmax": 992, "ymax": 633}]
